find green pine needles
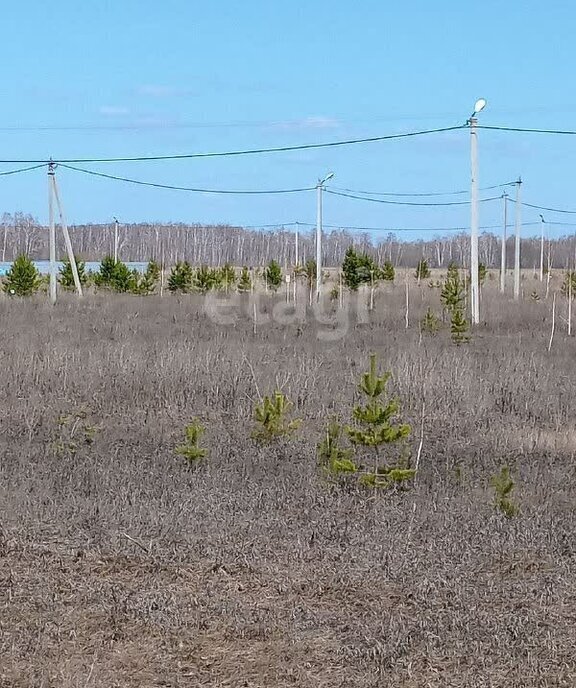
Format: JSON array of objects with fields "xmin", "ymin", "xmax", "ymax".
[
  {"xmin": 265, "ymin": 260, "xmax": 283, "ymax": 291},
  {"xmin": 175, "ymin": 419, "xmax": 208, "ymax": 465},
  {"xmin": 59, "ymin": 256, "xmax": 87, "ymax": 289},
  {"xmin": 252, "ymin": 391, "xmax": 301, "ymax": 443},
  {"xmin": 415, "ymin": 258, "xmax": 430, "ymax": 281},
  {"xmin": 168, "ymin": 261, "xmax": 194, "ymax": 293},
  {"xmin": 318, "ymin": 354, "xmax": 414, "ymax": 489},
  {"xmin": 237, "ymin": 266, "xmax": 252, "ymax": 293},
  {"xmin": 441, "ymin": 262, "xmax": 470, "ymax": 344},
  {"xmin": 490, "ymin": 465, "xmax": 519, "ymax": 518},
  {"xmin": 421, "ymin": 307, "xmax": 440, "ymax": 335},
  {"xmin": 3, "ymin": 254, "xmax": 42, "ymax": 296}
]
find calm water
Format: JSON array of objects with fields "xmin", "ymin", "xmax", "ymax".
[{"xmin": 0, "ymin": 261, "xmax": 149, "ymax": 276}]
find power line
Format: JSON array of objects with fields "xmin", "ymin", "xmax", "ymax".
[
  {"xmin": 478, "ymin": 125, "xmax": 576, "ymax": 135},
  {"xmin": 0, "ymin": 163, "xmax": 47, "ymax": 176},
  {"xmin": 59, "ymin": 164, "xmax": 315, "ymax": 194},
  {"xmin": 522, "ymin": 201, "xmax": 576, "ymax": 214},
  {"xmin": 0, "ymin": 124, "xmax": 466, "ymax": 164},
  {"xmin": 325, "ymin": 189, "xmax": 501, "ymax": 207},
  {"xmin": 330, "ymin": 181, "xmax": 516, "ymax": 198}
]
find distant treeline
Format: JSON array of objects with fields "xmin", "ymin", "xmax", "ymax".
[{"xmin": 1, "ymin": 212, "xmax": 575, "ymax": 269}]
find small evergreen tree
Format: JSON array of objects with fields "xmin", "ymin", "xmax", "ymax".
[
  {"xmin": 490, "ymin": 465, "xmax": 519, "ymax": 518},
  {"xmin": 450, "ymin": 307, "xmax": 470, "ymax": 344},
  {"xmin": 3, "ymin": 254, "xmax": 42, "ymax": 296},
  {"xmin": 134, "ymin": 260, "xmax": 160, "ymax": 295},
  {"xmin": 194, "ymin": 265, "xmax": 219, "ymax": 293},
  {"xmin": 93, "ymin": 256, "xmax": 117, "ymax": 287},
  {"xmin": 342, "ymin": 246, "xmax": 362, "ymax": 291},
  {"xmin": 304, "ymin": 259, "xmax": 317, "ymax": 292},
  {"xmin": 219, "ymin": 263, "xmax": 236, "ymax": 292},
  {"xmin": 168, "ymin": 261, "xmax": 193, "ymax": 293},
  {"xmin": 478, "ymin": 262, "xmax": 488, "ymax": 285},
  {"xmin": 110, "ymin": 261, "xmax": 136, "ymax": 293},
  {"xmin": 415, "ymin": 258, "xmax": 430, "ymax": 281},
  {"xmin": 317, "ymin": 420, "xmax": 357, "ymax": 478},
  {"xmin": 175, "ymin": 419, "xmax": 208, "ymax": 466},
  {"xmin": 58, "ymin": 256, "xmax": 87, "ymax": 289},
  {"xmin": 346, "ymin": 354, "xmax": 413, "ymax": 488},
  {"xmin": 561, "ymin": 270, "xmax": 576, "ymax": 298},
  {"xmin": 237, "ymin": 266, "xmax": 252, "ymax": 293},
  {"xmin": 381, "ymin": 261, "xmax": 395, "ymax": 282},
  {"xmin": 252, "ymin": 391, "xmax": 301, "ymax": 443},
  {"xmin": 441, "ymin": 263, "xmax": 465, "ymax": 313},
  {"xmin": 146, "ymin": 260, "xmax": 161, "ymax": 282},
  {"xmin": 265, "ymin": 260, "xmax": 282, "ymax": 291},
  {"xmin": 421, "ymin": 307, "xmax": 440, "ymax": 335}
]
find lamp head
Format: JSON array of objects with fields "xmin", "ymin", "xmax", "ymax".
[
  {"xmin": 319, "ymin": 172, "xmax": 335, "ymax": 186},
  {"xmin": 471, "ymin": 98, "xmax": 487, "ymax": 118}
]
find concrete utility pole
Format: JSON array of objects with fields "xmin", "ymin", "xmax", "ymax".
[
  {"xmin": 514, "ymin": 177, "xmax": 522, "ymax": 300},
  {"xmin": 113, "ymin": 217, "xmax": 119, "ymax": 263},
  {"xmin": 468, "ymin": 98, "xmax": 486, "ymax": 325},
  {"xmin": 51, "ymin": 171, "xmax": 83, "ymax": 296},
  {"xmin": 539, "ymin": 214, "xmax": 545, "ymax": 281},
  {"xmin": 500, "ymin": 192, "xmax": 508, "ymax": 293},
  {"xmin": 295, "ymin": 225, "xmax": 299, "ymax": 267},
  {"xmin": 315, "ymin": 172, "xmax": 334, "ymax": 301},
  {"xmin": 48, "ymin": 162, "xmax": 57, "ymax": 305}
]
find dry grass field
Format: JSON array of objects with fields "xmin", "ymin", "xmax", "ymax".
[{"xmin": 1, "ymin": 280, "xmax": 576, "ymax": 687}]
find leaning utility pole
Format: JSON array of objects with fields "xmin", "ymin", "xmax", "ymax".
[
  {"xmin": 47, "ymin": 162, "xmax": 83, "ymax": 300},
  {"xmin": 500, "ymin": 192, "xmax": 508, "ymax": 293},
  {"xmin": 513, "ymin": 177, "xmax": 522, "ymax": 300},
  {"xmin": 315, "ymin": 172, "xmax": 334, "ymax": 301}
]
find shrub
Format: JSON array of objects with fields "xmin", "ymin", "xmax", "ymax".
[
  {"xmin": 317, "ymin": 420, "xmax": 357, "ymax": 478},
  {"xmin": 194, "ymin": 265, "xmax": 219, "ymax": 293},
  {"xmin": 3, "ymin": 254, "xmax": 42, "ymax": 296},
  {"xmin": 342, "ymin": 247, "xmax": 379, "ymax": 290},
  {"xmin": 450, "ymin": 307, "xmax": 470, "ymax": 344},
  {"xmin": 219, "ymin": 263, "xmax": 236, "ymax": 291}
]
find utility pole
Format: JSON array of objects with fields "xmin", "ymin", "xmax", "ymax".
[
  {"xmin": 113, "ymin": 217, "xmax": 119, "ymax": 263},
  {"xmin": 500, "ymin": 192, "xmax": 508, "ymax": 293},
  {"xmin": 51, "ymin": 170, "xmax": 83, "ymax": 296},
  {"xmin": 48, "ymin": 162, "xmax": 57, "ymax": 305},
  {"xmin": 315, "ymin": 172, "xmax": 334, "ymax": 301},
  {"xmin": 539, "ymin": 214, "xmax": 545, "ymax": 282},
  {"xmin": 468, "ymin": 98, "xmax": 486, "ymax": 325},
  {"xmin": 295, "ymin": 225, "xmax": 299, "ymax": 267},
  {"xmin": 514, "ymin": 177, "xmax": 522, "ymax": 300}
]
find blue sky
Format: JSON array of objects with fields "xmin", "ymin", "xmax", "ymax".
[{"xmin": 2, "ymin": 0, "xmax": 576, "ymax": 239}]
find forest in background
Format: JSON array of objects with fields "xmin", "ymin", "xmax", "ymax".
[{"xmin": 2, "ymin": 211, "xmax": 575, "ymax": 269}]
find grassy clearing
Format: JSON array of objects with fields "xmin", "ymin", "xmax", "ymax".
[{"xmin": 1, "ymin": 284, "xmax": 575, "ymax": 686}]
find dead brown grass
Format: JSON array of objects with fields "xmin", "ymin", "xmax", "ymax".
[{"xmin": 1, "ymin": 284, "xmax": 575, "ymax": 687}]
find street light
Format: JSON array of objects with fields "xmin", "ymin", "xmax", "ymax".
[
  {"xmin": 316, "ymin": 172, "xmax": 334, "ymax": 301},
  {"xmin": 468, "ymin": 98, "xmax": 487, "ymax": 325}
]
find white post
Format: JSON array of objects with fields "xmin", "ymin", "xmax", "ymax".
[
  {"xmin": 470, "ymin": 116, "xmax": 480, "ymax": 324},
  {"xmin": 539, "ymin": 215, "xmax": 545, "ymax": 282},
  {"xmin": 514, "ymin": 177, "xmax": 522, "ymax": 300},
  {"xmin": 500, "ymin": 192, "xmax": 508, "ymax": 293},
  {"xmin": 316, "ymin": 181, "xmax": 322, "ymax": 301},
  {"xmin": 51, "ymin": 173, "xmax": 83, "ymax": 296},
  {"xmin": 48, "ymin": 163, "xmax": 57, "ymax": 305},
  {"xmin": 114, "ymin": 218, "xmax": 119, "ymax": 263},
  {"xmin": 295, "ymin": 227, "xmax": 299, "ymax": 268}
]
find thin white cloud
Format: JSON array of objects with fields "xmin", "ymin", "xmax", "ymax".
[
  {"xmin": 271, "ymin": 116, "xmax": 341, "ymax": 131},
  {"xmin": 137, "ymin": 84, "xmax": 195, "ymax": 97},
  {"xmin": 99, "ymin": 105, "xmax": 130, "ymax": 116}
]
